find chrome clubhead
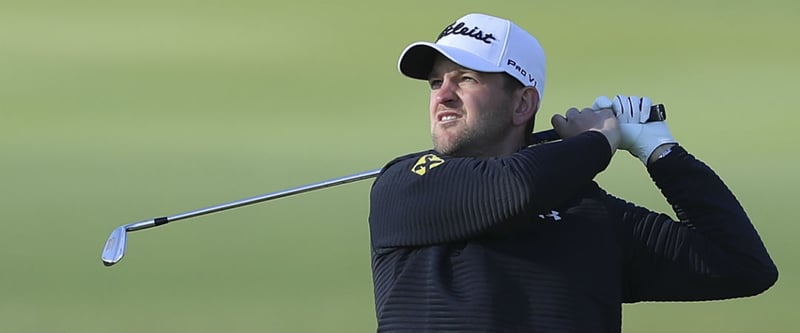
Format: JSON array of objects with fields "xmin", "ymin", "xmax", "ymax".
[{"xmin": 101, "ymin": 225, "xmax": 128, "ymax": 266}]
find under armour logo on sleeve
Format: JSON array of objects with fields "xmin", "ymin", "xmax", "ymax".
[{"xmin": 538, "ymin": 210, "xmax": 561, "ymax": 221}]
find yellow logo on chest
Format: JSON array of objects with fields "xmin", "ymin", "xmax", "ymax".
[{"xmin": 412, "ymin": 154, "xmax": 445, "ymax": 176}]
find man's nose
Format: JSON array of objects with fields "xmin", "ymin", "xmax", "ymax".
[{"xmin": 433, "ymin": 80, "xmax": 457, "ymax": 105}]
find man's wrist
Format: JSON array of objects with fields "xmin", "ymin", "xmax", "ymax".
[{"xmin": 647, "ymin": 143, "xmax": 677, "ymax": 165}]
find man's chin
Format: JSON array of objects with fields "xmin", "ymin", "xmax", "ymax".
[
  {"xmin": 433, "ymin": 131, "xmax": 475, "ymax": 156},
  {"xmin": 432, "ymin": 141, "xmax": 456, "ymax": 155},
  {"xmin": 433, "ymin": 140, "xmax": 466, "ymax": 156}
]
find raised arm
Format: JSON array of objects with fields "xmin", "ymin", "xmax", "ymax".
[
  {"xmin": 619, "ymin": 146, "xmax": 777, "ymax": 301},
  {"xmin": 599, "ymin": 95, "xmax": 778, "ymax": 301}
]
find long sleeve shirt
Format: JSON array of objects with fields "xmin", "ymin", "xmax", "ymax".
[{"xmin": 368, "ymin": 131, "xmax": 777, "ymax": 333}]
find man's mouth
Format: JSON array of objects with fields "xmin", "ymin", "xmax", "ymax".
[{"xmin": 437, "ymin": 112, "xmax": 462, "ymax": 123}]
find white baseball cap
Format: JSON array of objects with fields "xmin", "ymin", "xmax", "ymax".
[{"xmin": 398, "ymin": 13, "xmax": 546, "ymax": 102}]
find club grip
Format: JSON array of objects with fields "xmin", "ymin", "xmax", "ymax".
[{"xmin": 530, "ymin": 103, "xmax": 666, "ymax": 144}]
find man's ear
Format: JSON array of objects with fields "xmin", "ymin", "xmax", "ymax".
[{"xmin": 512, "ymin": 87, "xmax": 539, "ymax": 126}]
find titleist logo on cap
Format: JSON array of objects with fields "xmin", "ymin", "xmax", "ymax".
[{"xmin": 436, "ymin": 21, "xmax": 497, "ymax": 44}]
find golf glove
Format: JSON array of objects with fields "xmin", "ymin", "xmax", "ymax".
[{"xmin": 592, "ymin": 95, "xmax": 677, "ymax": 165}]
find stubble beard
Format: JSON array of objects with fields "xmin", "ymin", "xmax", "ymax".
[
  {"xmin": 432, "ymin": 126, "xmax": 480, "ymax": 157},
  {"xmin": 431, "ymin": 104, "xmax": 512, "ymax": 157}
]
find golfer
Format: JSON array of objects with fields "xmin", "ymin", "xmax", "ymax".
[{"xmin": 368, "ymin": 13, "xmax": 777, "ymax": 332}]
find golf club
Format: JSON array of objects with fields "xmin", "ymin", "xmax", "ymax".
[{"xmin": 101, "ymin": 104, "xmax": 666, "ymax": 267}]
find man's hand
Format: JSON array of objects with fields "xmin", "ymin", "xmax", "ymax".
[
  {"xmin": 593, "ymin": 95, "xmax": 677, "ymax": 165},
  {"xmin": 551, "ymin": 107, "xmax": 621, "ymax": 152}
]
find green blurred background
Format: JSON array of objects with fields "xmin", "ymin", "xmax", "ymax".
[{"xmin": 2, "ymin": 0, "xmax": 797, "ymax": 332}]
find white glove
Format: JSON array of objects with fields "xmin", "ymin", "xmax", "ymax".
[{"xmin": 592, "ymin": 95, "xmax": 677, "ymax": 164}]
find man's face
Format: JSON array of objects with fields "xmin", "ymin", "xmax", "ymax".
[{"xmin": 427, "ymin": 56, "xmax": 518, "ymax": 157}]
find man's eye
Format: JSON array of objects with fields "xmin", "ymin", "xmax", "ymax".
[
  {"xmin": 429, "ymin": 80, "xmax": 443, "ymax": 89},
  {"xmin": 462, "ymin": 76, "xmax": 477, "ymax": 83}
]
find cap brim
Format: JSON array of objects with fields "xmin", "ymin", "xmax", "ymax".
[{"xmin": 398, "ymin": 42, "xmax": 503, "ymax": 80}]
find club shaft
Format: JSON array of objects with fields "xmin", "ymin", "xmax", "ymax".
[
  {"xmin": 171, "ymin": 168, "xmax": 381, "ymax": 220},
  {"xmin": 125, "ymin": 168, "xmax": 382, "ymax": 232}
]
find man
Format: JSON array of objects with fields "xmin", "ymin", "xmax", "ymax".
[{"xmin": 368, "ymin": 13, "xmax": 777, "ymax": 333}]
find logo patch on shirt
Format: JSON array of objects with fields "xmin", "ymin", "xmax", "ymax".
[{"xmin": 411, "ymin": 154, "xmax": 444, "ymax": 176}]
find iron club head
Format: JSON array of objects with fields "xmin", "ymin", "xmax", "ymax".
[{"xmin": 101, "ymin": 225, "xmax": 128, "ymax": 266}]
